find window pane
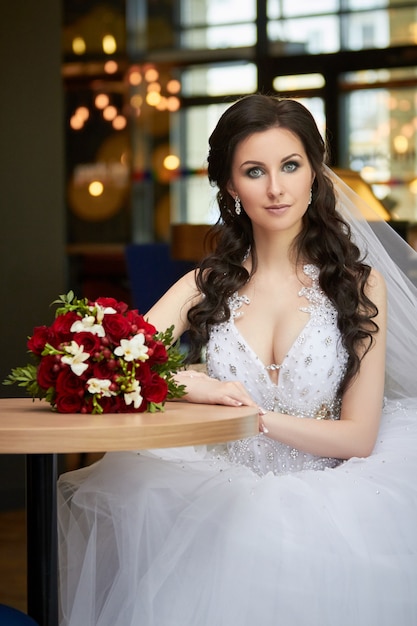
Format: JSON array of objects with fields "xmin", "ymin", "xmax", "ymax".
[
  {"xmin": 343, "ymin": 67, "xmax": 417, "ymax": 85},
  {"xmin": 181, "ymin": 0, "xmax": 256, "ymax": 25},
  {"xmin": 171, "ymin": 103, "xmax": 230, "ymax": 224},
  {"xmin": 273, "ymin": 74, "xmax": 325, "ymax": 92},
  {"xmin": 269, "ymin": 15, "xmax": 339, "ymax": 54},
  {"xmin": 181, "ymin": 23, "xmax": 256, "ymax": 48},
  {"xmin": 180, "ymin": 0, "xmax": 256, "ymax": 48},
  {"xmin": 341, "ymin": 86, "xmax": 417, "ymax": 222},
  {"xmin": 343, "ymin": 8, "xmax": 417, "ymax": 49},
  {"xmin": 181, "ymin": 63, "xmax": 257, "ymax": 97},
  {"xmin": 347, "ymin": 0, "xmax": 416, "ymax": 8},
  {"xmin": 281, "ymin": 0, "xmax": 338, "ymax": 17}
]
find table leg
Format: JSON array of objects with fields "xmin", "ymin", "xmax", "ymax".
[{"xmin": 26, "ymin": 454, "xmax": 59, "ymax": 626}]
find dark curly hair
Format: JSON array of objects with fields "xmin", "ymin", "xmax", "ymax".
[{"xmin": 187, "ymin": 94, "xmax": 378, "ymax": 394}]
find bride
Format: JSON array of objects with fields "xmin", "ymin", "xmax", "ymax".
[{"xmin": 58, "ymin": 94, "xmax": 417, "ymax": 625}]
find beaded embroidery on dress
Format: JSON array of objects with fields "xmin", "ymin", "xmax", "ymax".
[
  {"xmin": 207, "ymin": 264, "xmax": 347, "ymax": 474},
  {"xmin": 58, "ymin": 268, "xmax": 417, "ymax": 626}
]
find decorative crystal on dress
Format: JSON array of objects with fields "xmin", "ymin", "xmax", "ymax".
[{"xmin": 206, "ymin": 264, "xmax": 348, "ymax": 476}]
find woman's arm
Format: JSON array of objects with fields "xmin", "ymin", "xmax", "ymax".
[
  {"xmin": 260, "ymin": 269, "xmax": 387, "ymax": 459},
  {"xmin": 145, "ymin": 269, "xmax": 200, "ymax": 341},
  {"xmin": 146, "ymin": 270, "xmax": 258, "ymax": 409}
]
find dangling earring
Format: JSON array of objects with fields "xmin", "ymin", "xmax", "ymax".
[
  {"xmin": 308, "ymin": 188, "xmax": 313, "ymax": 206},
  {"xmin": 235, "ymin": 196, "xmax": 241, "ymax": 216}
]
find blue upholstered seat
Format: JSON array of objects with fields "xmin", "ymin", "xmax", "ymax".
[
  {"xmin": 125, "ymin": 243, "xmax": 195, "ymax": 314},
  {"xmin": 0, "ymin": 604, "xmax": 39, "ymax": 625}
]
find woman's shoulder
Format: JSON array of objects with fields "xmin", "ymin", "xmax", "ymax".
[
  {"xmin": 360, "ymin": 267, "xmax": 387, "ymax": 329},
  {"xmin": 366, "ymin": 267, "xmax": 387, "ymax": 303}
]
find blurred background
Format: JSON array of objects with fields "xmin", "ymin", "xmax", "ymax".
[
  {"xmin": 1, "ymin": 0, "xmax": 417, "ymax": 507},
  {"xmin": 1, "ymin": 0, "xmax": 417, "ymax": 611}
]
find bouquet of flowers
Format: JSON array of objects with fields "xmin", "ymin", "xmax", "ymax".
[{"xmin": 3, "ymin": 292, "xmax": 186, "ymax": 414}]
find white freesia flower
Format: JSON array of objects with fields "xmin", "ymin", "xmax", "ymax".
[
  {"xmin": 71, "ymin": 315, "xmax": 105, "ymax": 337},
  {"xmin": 114, "ymin": 333, "xmax": 149, "ymax": 362},
  {"xmin": 61, "ymin": 341, "xmax": 90, "ymax": 376},
  {"xmin": 87, "ymin": 378, "xmax": 114, "ymax": 397},
  {"xmin": 91, "ymin": 304, "xmax": 116, "ymax": 323},
  {"xmin": 124, "ymin": 379, "xmax": 143, "ymax": 409}
]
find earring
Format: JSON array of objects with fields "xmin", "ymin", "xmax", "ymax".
[
  {"xmin": 235, "ymin": 196, "xmax": 241, "ymax": 216},
  {"xmin": 308, "ymin": 188, "xmax": 313, "ymax": 205}
]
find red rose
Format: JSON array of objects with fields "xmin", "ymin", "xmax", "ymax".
[
  {"xmin": 72, "ymin": 332, "xmax": 100, "ymax": 356},
  {"xmin": 27, "ymin": 326, "xmax": 54, "ymax": 355},
  {"xmin": 55, "ymin": 391, "xmax": 84, "ymax": 413},
  {"xmin": 102, "ymin": 313, "xmax": 132, "ymax": 343},
  {"xmin": 147, "ymin": 340, "xmax": 168, "ymax": 364},
  {"xmin": 95, "ymin": 297, "xmax": 128, "ymax": 314},
  {"xmin": 51, "ymin": 311, "xmax": 81, "ymax": 343},
  {"xmin": 142, "ymin": 372, "xmax": 168, "ymax": 404},
  {"xmin": 138, "ymin": 317, "xmax": 157, "ymax": 336},
  {"xmin": 92, "ymin": 359, "xmax": 116, "ymax": 379},
  {"xmin": 55, "ymin": 368, "xmax": 85, "ymax": 396},
  {"xmin": 37, "ymin": 355, "xmax": 60, "ymax": 389},
  {"xmin": 135, "ymin": 361, "xmax": 152, "ymax": 384}
]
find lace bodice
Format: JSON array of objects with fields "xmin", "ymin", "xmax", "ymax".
[{"xmin": 206, "ymin": 264, "xmax": 349, "ymax": 475}]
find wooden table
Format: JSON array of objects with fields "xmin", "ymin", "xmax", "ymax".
[{"xmin": 0, "ymin": 397, "xmax": 258, "ymax": 626}]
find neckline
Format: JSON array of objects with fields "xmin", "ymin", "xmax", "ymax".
[
  {"xmin": 229, "ymin": 312, "xmax": 313, "ymax": 387},
  {"xmin": 228, "ymin": 264, "xmax": 319, "ymax": 384}
]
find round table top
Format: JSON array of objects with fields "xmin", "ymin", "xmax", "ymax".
[{"xmin": 0, "ymin": 397, "xmax": 259, "ymax": 454}]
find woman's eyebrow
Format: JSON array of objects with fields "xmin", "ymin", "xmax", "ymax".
[{"xmin": 239, "ymin": 152, "xmax": 303, "ymax": 168}]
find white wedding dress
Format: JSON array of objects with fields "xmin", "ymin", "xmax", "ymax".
[{"xmin": 58, "ymin": 265, "xmax": 417, "ymax": 626}]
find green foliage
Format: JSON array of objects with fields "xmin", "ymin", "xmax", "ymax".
[
  {"xmin": 154, "ymin": 325, "xmax": 186, "ymax": 401},
  {"xmin": 3, "ymin": 363, "xmax": 44, "ymax": 398}
]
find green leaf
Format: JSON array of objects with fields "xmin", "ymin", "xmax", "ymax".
[
  {"xmin": 2, "ymin": 364, "xmax": 46, "ymax": 399},
  {"xmin": 51, "ymin": 291, "xmax": 90, "ymax": 317},
  {"xmin": 148, "ymin": 401, "xmax": 165, "ymax": 413}
]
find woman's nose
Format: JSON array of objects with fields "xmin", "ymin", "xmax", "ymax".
[{"xmin": 266, "ymin": 174, "xmax": 283, "ymax": 198}]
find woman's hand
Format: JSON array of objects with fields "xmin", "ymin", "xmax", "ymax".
[{"xmin": 174, "ymin": 370, "xmax": 257, "ymax": 408}]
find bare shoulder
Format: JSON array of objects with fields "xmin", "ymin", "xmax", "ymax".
[
  {"xmin": 145, "ymin": 269, "xmax": 202, "ymax": 338},
  {"xmin": 366, "ymin": 267, "xmax": 387, "ymax": 306}
]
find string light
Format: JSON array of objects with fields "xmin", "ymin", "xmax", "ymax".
[
  {"xmin": 72, "ymin": 37, "xmax": 86, "ymax": 55},
  {"xmin": 102, "ymin": 105, "xmax": 118, "ymax": 121},
  {"xmin": 89, "ymin": 181, "xmax": 104, "ymax": 197},
  {"xmin": 102, "ymin": 34, "xmax": 117, "ymax": 55},
  {"xmin": 95, "ymin": 94, "xmax": 110, "ymax": 109},
  {"xmin": 104, "ymin": 60, "xmax": 118, "ymax": 74}
]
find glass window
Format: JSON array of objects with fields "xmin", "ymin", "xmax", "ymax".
[
  {"xmin": 171, "ymin": 103, "xmax": 231, "ymax": 224},
  {"xmin": 181, "ymin": 24, "xmax": 256, "ymax": 49},
  {"xmin": 269, "ymin": 15, "xmax": 339, "ymax": 55},
  {"xmin": 268, "ymin": 2, "xmax": 417, "ymax": 54},
  {"xmin": 280, "ymin": 0, "xmax": 338, "ymax": 17},
  {"xmin": 273, "ymin": 74, "xmax": 325, "ymax": 92},
  {"xmin": 181, "ymin": 0, "xmax": 256, "ymax": 25},
  {"xmin": 340, "ymin": 80, "xmax": 417, "ymax": 222},
  {"xmin": 347, "ymin": 0, "xmax": 416, "ymax": 8},
  {"xmin": 181, "ymin": 63, "xmax": 257, "ymax": 97},
  {"xmin": 180, "ymin": 0, "xmax": 256, "ymax": 48}
]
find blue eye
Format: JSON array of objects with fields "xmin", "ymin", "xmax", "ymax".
[
  {"xmin": 247, "ymin": 167, "xmax": 263, "ymax": 178},
  {"xmin": 283, "ymin": 161, "xmax": 299, "ymax": 173}
]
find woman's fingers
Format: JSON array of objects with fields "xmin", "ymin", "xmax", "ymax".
[{"xmin": 174, "ymin": 371, "xmax": 256, "ymax": 407}]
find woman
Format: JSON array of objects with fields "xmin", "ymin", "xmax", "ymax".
[{"xmin": 58, "ymin": 95, "xmax": 417, "ymax": 626}]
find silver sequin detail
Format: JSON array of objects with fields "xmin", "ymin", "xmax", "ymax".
[{"xmin": 206, "ymin": 264, "xmax": 348, "ymax": 476}]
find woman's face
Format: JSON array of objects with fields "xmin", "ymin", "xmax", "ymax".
[{"xmin": 227, "ymin": 126, "xmax": 315, "ymax": 237}]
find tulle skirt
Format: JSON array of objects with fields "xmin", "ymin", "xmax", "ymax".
[{"xmin": 58, "ymin": 399, "xmax": 417, "ymax": 626}]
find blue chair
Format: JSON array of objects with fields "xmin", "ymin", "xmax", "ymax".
[
  {"xmin": 125, "ymin": 242, "xmax": 195, "ymax": 314},
  {"xmin": 0, "ymin": 605, "xmax": 39, "ymax": 625}
]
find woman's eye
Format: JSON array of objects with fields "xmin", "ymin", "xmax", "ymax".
[
  {"xmin": 247, "ymin": 167, "xmax": 263, "ymax": 178},
  {"xmin": 283, "ymin": 161, "xmax": 298, "ymax": 173}
]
